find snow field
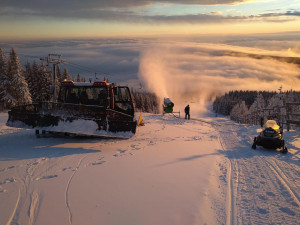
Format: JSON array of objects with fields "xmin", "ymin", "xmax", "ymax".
[{"xmin": 0, "ymin": 110, "xmax": 299, "ymax": 225}]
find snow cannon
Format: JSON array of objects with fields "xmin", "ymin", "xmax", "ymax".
[{"xmin": 163, "ymin": 98, "xmax": 174, "ymax": 113}]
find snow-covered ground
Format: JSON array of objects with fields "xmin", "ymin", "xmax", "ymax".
[{"xmin": 0, "ymin": 105, "xmax": 299, "ymax": 225}]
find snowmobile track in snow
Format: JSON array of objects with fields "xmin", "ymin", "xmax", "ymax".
[
  {"xmin": 217, "ymin": 124, "xmax": 300, "ymax": 225},
  {"xmin": 264, "ymin": 159, "xmax": 300, "ymax": 207},
  {"xmin": 218, "ymin": 133, "xmax": 235, "ymax": 225}
]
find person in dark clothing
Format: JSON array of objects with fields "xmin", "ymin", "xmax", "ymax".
[
  {"xmin": 260, "ymin": 117, "xmax": 264, "ymax": 128},
  {"xmin": 185, "ymin": 104, "xmax": 190, "ymax": 120}
]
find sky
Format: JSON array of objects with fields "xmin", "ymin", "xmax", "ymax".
[
  {"xmin": 0, "ymin": 0, "xmax": 300, "ymax": 103},
  {"xmin": 0, "ymin": 0, "xmax": 300, "ymax": 40}
]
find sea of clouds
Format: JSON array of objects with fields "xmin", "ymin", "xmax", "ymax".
[
  {"xmin": 138, "ymin": 40, "xmax": 300, "ymax": 108},
  {"xmin": 1, "ymin": 32, "xmax": 300, "ymax": 109}
]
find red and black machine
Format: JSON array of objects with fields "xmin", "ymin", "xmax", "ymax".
[{"xmin": 7, "ymin": 80, "xmax": 137, "ymax": 137}]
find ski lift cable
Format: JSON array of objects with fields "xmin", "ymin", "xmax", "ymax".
[
  {"xmin": 6, "ymin": 51, "xmax": 111, "ymax": 76},
  {"xmin": 67, "ymin": 62, "xmax": 110, "ymax": 76},
  {"xmin": 19, "ymin": 53, "xmax": 42, "ymax": 59},
  {"xmin": 4, "ymin": 52, "xmax": 42, "ymax": 60}
]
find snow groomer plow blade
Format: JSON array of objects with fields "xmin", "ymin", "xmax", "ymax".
[{"xmin": 7, "ymin": 80, "xmax": 137, "ymax": 138}]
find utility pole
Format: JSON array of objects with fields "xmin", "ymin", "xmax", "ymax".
[{"xmin": 40, "ymin": 54, "xmax": 68, "ymax": 102}]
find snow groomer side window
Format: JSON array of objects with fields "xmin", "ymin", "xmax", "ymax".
[
  {"xmin": 114, "ymin": 87, "xmax": 130, "ymax": 102},
  {"xmin": 57, "ymin": 87, "xmax": 66, "ymax": 102},
  {"xmin": 92, "ymin": 87, "xmax": 108, "ymax": 106},
  {"xmin": 113, "ymin": 87, "xmax": 134, "ymax": 115},
  {"xmin": 60, "ymin": 87, "xmax": 79, "ymax": 104}
]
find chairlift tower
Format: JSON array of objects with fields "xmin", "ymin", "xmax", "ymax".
[{"xmin": 40, "ymin": 54, "xmax": 68, "ymax": 102}]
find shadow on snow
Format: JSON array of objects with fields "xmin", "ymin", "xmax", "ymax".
[{"xmin": 0, "ymin": 130, "xmax": 117, "ymax": 161}]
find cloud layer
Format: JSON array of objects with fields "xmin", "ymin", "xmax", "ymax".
[
  {"xmin": 1, "ymin": 0, "xmax": 299, "ymax": 24},
  {"xmin": 1, "ymin": 33, "xmax": 300, "ymax": 112},
  {"xmin": 138, "ymin": 42, "xmax": 300, "ymax": 110},
  {"xmin": 0, "ymin": 0, "xmax": 251, "ymax": 10}
]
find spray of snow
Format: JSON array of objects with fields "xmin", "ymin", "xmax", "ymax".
[{"xmin": 138, "ymin": 42, "xmax": 300, "ymax": 113}]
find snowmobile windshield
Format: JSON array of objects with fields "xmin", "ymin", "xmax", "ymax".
[
  {"xmin": 264, "ymin": 120, "xmax": 280, "ymax": 131},
  {"xmin": 58, "ymin": 86, "xmax": 108, "ymax": 106}
]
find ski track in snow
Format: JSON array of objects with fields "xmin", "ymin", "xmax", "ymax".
[
  {"xmin": 4, "ymin": 159, "xmax": 43, "ymax": 225},
  {"xmin": 1, "ymin": 112, "xmax": 299, "ymax": 224},
  {"xmin": 217, "ymin": 124, "xmax": 300, "ymax": 225},
  {"xmin": 65, "ymin": 155, "xmax": 88, "ymax": 224},
  {"xmin": 0, "ymin": 126, "xmax": 66, "ymax": 225}
]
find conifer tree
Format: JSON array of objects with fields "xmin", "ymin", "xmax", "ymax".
[
  {"xmin": 30, "ymin": 60, "xmax": 40, "ymax": 101},
  {"xmin": 39, "ymin": 61, "xmax": 51, "ymax": 101},
  {"xmin": 63, "ymin": 68, "xmax": 71, "ymax": 80},
  {"xmin": 24, "ymin": 61, "xmax": 34, "ymax": 98},
  {"xmin": 76, "ymin": 73, "xmax": 81, "ymax": 82},
  {"xmin": 230, "ymin": 101, "xmax": 248, "ymax": 122},
  {"xmin": 0, "ymin": 48, "xmax": 8, "ymax": 109},
  {"xmin": 248, "ymin": 93, "xmax": 265, "ymax": 114},
  {"xmin": 2, "ymin": 48, "xmax": 32, "ymax": 108},
  {"xmin": 54, "ymin": 65, "xmax": 61, "ymax": 96}
]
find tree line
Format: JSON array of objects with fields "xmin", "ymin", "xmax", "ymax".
[
  {"xmin": 213, "ymin": 90, "xmax": 276, "ymax": 116},
  {"xmin": 0, "ymin": 48, "xmax": 86, "ymax": 110},
  {"xmin": 131, "ymin": 89, "xmax": 160, "ymax": 114},
  {"xmin": 0, "ymin": 47, "xmax": 160, "ymax": 113},
  {"xmin": 213, "ymin": 90, "xmax": 300, "ymax": 123}
]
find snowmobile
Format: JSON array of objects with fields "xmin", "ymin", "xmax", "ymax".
[
  {"xmin": 252, "ymin": 120, "xmax": 288, "ymax": 153},
  {"xmin": 7, "ymin": 80, "xmax": 137, "ymax": 138}
]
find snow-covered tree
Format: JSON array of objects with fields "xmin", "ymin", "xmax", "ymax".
[
  {"xmin": 131, "ymin": 90, "xmax": 159, "ymax": 113},
  {"xmin": 30, "ymin": 60, "xmax": 40, "ymax": 101},
  {"xmin": 230, "ymin": 101, "xmax": 248, "ymax": 122},
  {"xmin": 38, "ymin": 61, "xmax": 52, "ymax": 101},
  {"xmin": 24, "ymin": 61, "xmax": 34, "ymax": 98},
  {"xmin": 29, "ymin": 60, "xmax": 53, "ymax": 102},
  {"xmin": 248, "ymin": 93, "xmax": 265, "ymax": 114},
  {"xmin": 1, "ymin": 48, "xmax": 32, "ymax": 108},
  {"xmin": 0, "ymin": 48, "xmax": 8, "ymax": 109},
  {"xmin": 76, "ymin": 73, "xmax": 81, "ymax": 82},
  {"xmin": 265, "ymin": 92, "xmax": 287, "ymax": 125},
  {"xmin": 63, "ymin": 67, "xmax": 71, "ymax": 80}
]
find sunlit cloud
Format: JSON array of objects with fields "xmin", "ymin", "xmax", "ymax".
[
  {"xmin": 138, "ymin": 42, "xmax": 300, "ymax": 110},
  {"xmin": 0, "ymin": 0, "xmax": 255, "ymax": 11},
  {"xmin": 0, "ymin": 0, "xmax": 299, "ymax": 40},
  {"xmin": 1, "ymin": 5, "xmax": 298, "ymax": 25},
  {"xmin": 1, "ymin": 34, "xmax": 300, "ymax": 100}
]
